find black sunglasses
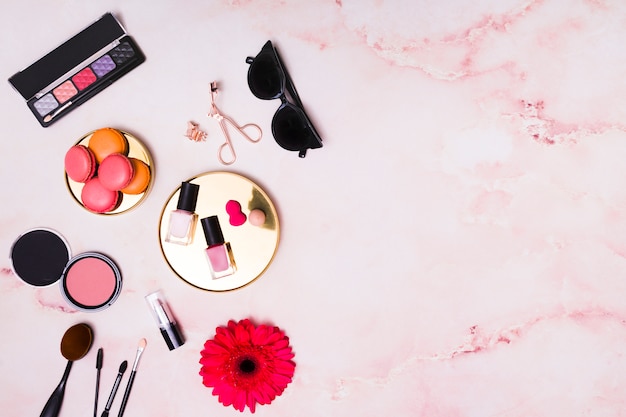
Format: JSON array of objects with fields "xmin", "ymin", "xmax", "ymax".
[{"xmin": 246, "ymin": 41, "xmax": 323, "ymax": 158}]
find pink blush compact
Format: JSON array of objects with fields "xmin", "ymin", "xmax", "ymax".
[
  {"xmin": 61, "ymin": 252, "xmax": 122, "ymax": 312},
  {"xmin": 10, "ymin": 229, "xmax": 122, "ymax": 312}
]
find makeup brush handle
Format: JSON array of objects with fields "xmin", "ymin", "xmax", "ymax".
[
  {"xmin": 40, "ymin": 361, "xmax": 73, "ymax": 417},
  {"xmin": 116, "ymin": 371, "xmax": 136, "ymax": 417},
  {"xmin": 94, "ymin": 368, "xmax": 101, "ymax": 417},
  {"xmin": 101, "ymin": 366, "xmax": 126, "ymax": 417}
]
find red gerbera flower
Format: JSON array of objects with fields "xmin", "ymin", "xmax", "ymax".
[{"xmin": 199, "ymin": 319, "xmax": 296, "ymax": 413}]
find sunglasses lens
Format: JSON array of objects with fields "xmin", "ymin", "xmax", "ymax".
[
  {"xmin": 248, "ymin": 57, "xmax": 283, "ymax": 99},
  {"xmin": 272, "ymin": 104, "xmax": 311, "ymax": 151}
]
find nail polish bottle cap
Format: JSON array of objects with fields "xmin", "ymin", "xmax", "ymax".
[
  {"xmin": 177, "ymin": 182, "xmax": 200, "ymax": 212},
  {"xmin": 201, "ymin": 216, "xmax": 225, "ymax": 246}
]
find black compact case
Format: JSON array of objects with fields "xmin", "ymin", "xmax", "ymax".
[{"xmin": 8, "ymin": 12, "xmax": 145, "ymax": 127}]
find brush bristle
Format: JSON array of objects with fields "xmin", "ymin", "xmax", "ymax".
[{"xmin": 138, "ymin": 338, "xmax": 147, "ymax": 350}]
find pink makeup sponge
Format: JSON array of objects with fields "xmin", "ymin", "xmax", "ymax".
[
  {"xmin": 226, "ymin": 200, "xmax": 247, "ymax": 226},
  {"xmin": 81, "ymin": 177, "xmax": 121, "ymax": 213},
  {"xmin": 249, "ymin": 209, "xmax": 266, "ymax": 227},
  {"xmin": 65, "ymin": 145, "xmax": 96, "ymax": 183},
  {"xmin": 98, "ymin": 153, "xmax": 134, "ymax": 191}
]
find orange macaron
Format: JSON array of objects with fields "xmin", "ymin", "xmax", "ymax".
[
  {"xmin": 88, "ymin": 128, "xmax": 128, "ymax": 163},
  {"xmin": 121, "ymin": 158, "xmax": 151, "ymax": 195}
]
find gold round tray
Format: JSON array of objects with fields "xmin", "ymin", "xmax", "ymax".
[
  {"xmin": 158, "ymin": 171, "xmax": 280, "ymax": 291},
  {"xmin": 65, "ymin": 130, "xmax": 154, "ymax": 215}
]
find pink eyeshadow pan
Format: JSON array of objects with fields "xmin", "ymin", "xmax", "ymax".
[
  {"xmin": 63, "ymin": 253, "xmax": 121, "ymax": 310},
  {"xmin": 72, "ymin": 67, "xmax": 97, "ymax": 90},
  {"xmin": 52, "ymin": 80, "xmax": 78, "ymax": 104}
]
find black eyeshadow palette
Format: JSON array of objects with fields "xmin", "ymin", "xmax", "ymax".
[{"xmin": 8, "ymin": 12, "xmax": 145, "ymax": 127}]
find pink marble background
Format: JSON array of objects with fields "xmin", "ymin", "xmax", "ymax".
[{"xmin": 1, "ymin": 0, "xmax": 626, "ymax": 415}]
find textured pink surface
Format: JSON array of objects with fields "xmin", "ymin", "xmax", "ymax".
[
  {"xmin": 53, "ymin": 80, "xmax": 78, "ymax": 104},
  {"xmin": 65, "ymin": 257, "xmax": 117, "ymax": 306},
  {"xmin": 2, "ymin": 1, "xmax": 626, "ymax": 416},
  {"xmin": 72, "ymin": 67, "xmax": 96, "ymax": 90}
]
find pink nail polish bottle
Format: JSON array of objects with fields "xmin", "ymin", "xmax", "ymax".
[
  {"xmin": 201, "ymin": 216, "xmax": 236, "ymax": 279},
  {"xmin": 165, "ymin": 182, "xmax": 200, "ymax": 246}
]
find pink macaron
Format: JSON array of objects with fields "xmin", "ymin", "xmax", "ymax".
[
  {"xmin": 65, "ymin": 145, "xmax": 96, "ymax": 183},
  {"xmin": 81, "ymin": 177, "xmax": 121, "ymax": 213},
  {"xmin": 98, "ymin": 153, "xmax": 134, "ymax": 191}
]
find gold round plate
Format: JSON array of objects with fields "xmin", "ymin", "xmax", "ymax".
[
  {"xmin": 158, "ymin": 171, "xmax": 280, "ymax": 291},
  {"xmin": 65, "ymin": 130, "xmax": 154, "ymax": 215}
]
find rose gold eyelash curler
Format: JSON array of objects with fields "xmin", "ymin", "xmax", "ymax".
[{"xmin": 207, "ymin": 81, "xmax": 262, "ymax": 165}]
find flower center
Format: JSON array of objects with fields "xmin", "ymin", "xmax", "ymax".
[{"xmin": 239, "ymin": 358, "xmax": 256, "ymax": 374}]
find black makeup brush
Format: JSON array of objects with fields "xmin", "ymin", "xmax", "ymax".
[
  {"xmin": 94, "ymin": 348, "xmax": 103, "ymax": 417},
  {"xmin": 117, "ymin": 339, "xmax": 147, "ymax": 417},
  {"xmin": 101, "ymin": 360, "xmax": 127, "ymax": 417}
]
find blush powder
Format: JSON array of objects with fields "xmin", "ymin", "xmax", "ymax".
[{"xmin": 62, "ymin": 253, "xmax": 121, "ymax": 310}]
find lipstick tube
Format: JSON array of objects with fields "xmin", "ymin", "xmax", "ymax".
[{"xmin": 145, "ymin": 291, "xmax": 185, "ymax": 350}]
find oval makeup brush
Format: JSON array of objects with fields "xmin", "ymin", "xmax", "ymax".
[
  {"xmin": 101, "ymin": 360, "xmax": 127, "ymax": 417},
  {"xmin": 117, "ymin": 339, "xmax": 147, "ymax": 417}
]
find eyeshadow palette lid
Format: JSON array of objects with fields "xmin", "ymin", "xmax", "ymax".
[
  {"xmin": 9, "ymin": 12, "xmax": 128, "ymax": 100},
  {"xmin": 10, "ymin": 228, "xmax": 71, "ymax": 286}
]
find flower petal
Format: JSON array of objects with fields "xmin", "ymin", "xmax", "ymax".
[{"xmin": 233, "ymin": 389, "xmax": 247, "ymax": 412}]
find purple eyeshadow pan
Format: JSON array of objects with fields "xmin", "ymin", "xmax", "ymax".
[
  {"xmin": 33, "ymin": 94, "xmax": 59, "ymax": 116},
  {"xmin": 91, "ymin": 55, "xmax": 116, "ymax": 77}
]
